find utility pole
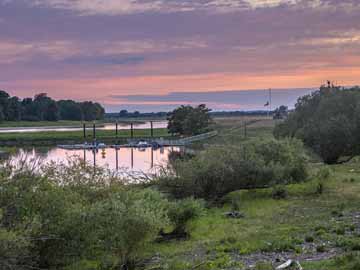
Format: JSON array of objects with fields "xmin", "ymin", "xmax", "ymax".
[{"xmin": 269, "ymin": 88, "xmax": 272, "ymax": 117}]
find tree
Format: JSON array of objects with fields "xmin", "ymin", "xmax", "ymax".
[
  {"xmin": 57, "ymin": 100, "xmax": 82, "ymax": 121},
  {"xmin": 0, "ymin": 89, "xmax": 105, "ymax": 122},
  {"xmin": 273, "ymin": 105, "xmax": 288, "ymax": 120},
  {"xmin": 274, "ymin": 85, "xmax": 360, "ymax": 164},
  {"xmin": 32, "ymin": 93, "xmax": 59, "ymax": 121},
  {"xmin": 0, "ymin": 90, "xmax": 10, "ymax": 122},
  {"xmin": 167, "ymin": 104, "xmax": 213, "ymax": 136},
  {"xmin": 21, "ymin": 98, "xmax": 39, "ymax": 121},
  {"xmin": 80, "ymin": 101, "xmax": 105, "ymax": 121},
  {"xmin": 119, "ymin": 110, "xmax": 129, "ymax": 117}
]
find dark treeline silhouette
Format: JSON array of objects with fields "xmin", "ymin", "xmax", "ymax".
[
  {"xmin": 0, "ymin": 90, "xmax": 105, "ymax": 122},
  {"xmin": 106, "ymin": 110, "xmax": 168, "ymax": 119},
  {"xmin": 105, "ymin": 109, "xmax": 272, "ymax": 120}
]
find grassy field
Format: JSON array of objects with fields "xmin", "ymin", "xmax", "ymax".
[
  {"xmin": 0, "ymin": 128, "xmax": 170, "ymax": 146},
  {"xmin": 142, "ymin": 116, "xmax": 360, "ymax": 269}
]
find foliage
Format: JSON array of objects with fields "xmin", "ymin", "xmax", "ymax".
[
  {"xmin": 167, "ymin": 198, "xmax": 204, "ymax": 235},
  {"xmin": 273, "ymin": 105, "xmax": 288, "ymax": 120},
  {"xmin": 86, "ymin": 189, "xmax": 169, "ymax": 269},
  {"xmin": 274, "ymin": 85, "xmax": 360, "ymax": 164},
  {"xmin": 158, "ymin": 138, "xmax": 308, "ymax": 200},
  {"xmin": 271, "ymin": 185, "xmax": 288, "ymax": 199},
  {"xmin": 0, "ymin": 90, "xmax": 105, "ymax": 122},
  {"xmin": 0, "ymin": 162, "xmax": 169, "ymax": 269},
  {"xmin": 0, "ymin": 209, "xmax": 34, "ymax": 270},
  {"xmin": 167, "ymin": 104, "xmax": 213, "ymax": 136}
]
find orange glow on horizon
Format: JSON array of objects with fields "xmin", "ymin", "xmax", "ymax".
[{"xmin": 4, "ymin": 66, "xmax": 360, "ymax": 103}]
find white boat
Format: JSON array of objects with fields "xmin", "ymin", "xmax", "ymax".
[{"xmin": 58, "ymin": 143, "xmax": 107, "ymax": 150}]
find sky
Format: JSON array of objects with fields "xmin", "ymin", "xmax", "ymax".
[{"xmin": 1, "ymin": 0, "xmax": 360, "ymax": 112}]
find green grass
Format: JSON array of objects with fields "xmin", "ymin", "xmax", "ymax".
[
  {"xmin": 144, "ymin": 162, "xmax": 360, "ymax": 268},
  {"xmin": 142, "ymin": 117, "xmax": 360, "ymax": 269}
]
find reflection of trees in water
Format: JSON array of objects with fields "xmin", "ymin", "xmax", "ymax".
[
  {"xmin": 33, "ymin": 147, "xmax": 53, "ymax": 157},
  {"xmin": 168, "ymin": 149, "xmax": 195, "ymax": 166}
]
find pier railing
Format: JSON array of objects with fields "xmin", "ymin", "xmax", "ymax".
[{"xmin": 154, "ymin": 131, "xmax": 218, "ymax": 146}]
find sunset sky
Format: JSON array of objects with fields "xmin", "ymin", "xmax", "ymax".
[{"xmin": 1, "ymin": 0, "xmax": 360, "ymax": 112}]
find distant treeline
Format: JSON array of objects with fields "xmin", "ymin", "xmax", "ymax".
[
  {"xmin": 0, "ymin": 90, "xmax": 105, "ymax": 122},
  {"xmin": 106, "ymin": 110, "xmax": 168, "ymax": 119},
  {"xmin": 105, "ymin": 109, "xmax": 272, "ymax": 119}
]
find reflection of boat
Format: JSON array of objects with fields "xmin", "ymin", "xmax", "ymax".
[
  {"xmin": 110, "ymin": 140, "xmax": 163, "ymax": 149},
  {"xmin": 137, "ymin": 140, "xmax": 150, "ymax": 147},
  {"xmin": 101, "ymin": 148, "xmax": 106, "ymax": 158},
  {"xmin": 58, "ymin": 143, "xmax": 107, "ymax": 150}
]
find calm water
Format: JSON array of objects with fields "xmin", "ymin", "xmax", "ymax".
[
  {"xmin": 0, "ymin": 120, "xmax": 168, "ymax": 133},
  {"xmin": 7, "ymin": 146, "xmax": 181, "ymax": 175}
]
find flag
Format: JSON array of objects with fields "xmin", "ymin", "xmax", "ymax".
[{"xmin": 264, "ymin": 101, "xmax": 270, "ymax": 107}]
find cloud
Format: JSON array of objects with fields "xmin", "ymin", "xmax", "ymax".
[
  {"xmin": 63, "ymin": 55, "xmax": 145, "ymax": 65},
  {"xmin": 9, "ymin": 0, "xmax": 358, "ymax": 16},
  {"xmin": 16, "ymin": 0, "xmax": 301, "ymax": 15},
  {"xmin": 0, "ymin": 40, "xmax": 80, "ymax": 63},
  {"xmin": 0, "ymin": 37, "xmax": 207, "ymax": 65}
]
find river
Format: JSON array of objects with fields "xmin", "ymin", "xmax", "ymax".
[{"xmin": 0, "ymin": 120, "xmax": 168, "ymax": 133}]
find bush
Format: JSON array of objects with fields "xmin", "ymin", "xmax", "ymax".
[
  {"xmin": 274, "ymin": 86, "xmax": 360, "ymax": 164},
  {"xmin": 334, "ymin": 253, "xmax": 360, "ymax": 270},
  {"xmin": 271, "ymin": 186, "xmax": 288, "ymax": 200},
  {"xmin": 158, "ymin": 138, "xmax": 308, "ymax": 200},
  {"xmin": 167, "ymin": 198, "xmax": 204, "ymax": 236},
  {"xmin": 305, "ymin": 235, "xmax": 314, "ymax": 243},
  {"xmin": 0, "ymin": 162, "xmax": 169, "ymax": 270},
  {"xmin": 86, "ymin": 189, "xmax": 169, "ymax": 269}
]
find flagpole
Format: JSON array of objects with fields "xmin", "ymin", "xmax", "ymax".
[{"xmin": 269, "ymin": 88, "xmax": 272, "ymax": 118}]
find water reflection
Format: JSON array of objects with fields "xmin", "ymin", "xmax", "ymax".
[{"xmin": 8, "ymin": 146, "xmax": 181, "ymax": 175}]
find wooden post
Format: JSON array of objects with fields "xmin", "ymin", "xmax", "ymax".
[
  {"xmin": 93, "ymin": 149, "xmax": 96, "ymax": 169},
  {"xmin": 130, "ymin": 123, "xmax": 134, "ymax": 138},
  {"xmin": 115, "ymin": 148, "xmax": 119, "ymax": 170},
  {"xmin": 93, "ymin": 123, "xmax": 96, "ymax": 139},
  {"xmin": 83, "ymin": 123, "xmax": 86, "ymax": 138},
  {"xmin": 150, "ymin": 121, "xmax": 154, "ymax": 137},
  {"xmin": 115, "ymin": 121, "xmax": 118, "ymax": 137},
  {"xmin": 131, "ymin": 148, "xmax": 134, "ymax": 169},
  {"xmin": 151, "ymin": 147, "xmax": 154, "ymax": 168}
]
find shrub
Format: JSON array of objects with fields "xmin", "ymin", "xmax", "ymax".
[
  {"xmin": 305, "ymin": 235, "xmax": 314, "ymax": 243},
  {"xmin": 334, "ymin": 253, "xmax": 360, "ymax": 270},
  {"xmin": 167, "ymin": 198, "xmax": 204, "ymax": 236},
  {"xmin": 86, "ymin": 189, "xmax": 169, "ymax": 269},
  {"xmin": 316, "ymin": 244, "xmax": 327, "ymax": 253},
  {"xmin": 272, "ymin": 185, "xmax": 288, "ymax": 199},
  {"xmin": 274, "ymin": 86, "xmax": 360, "ymax": 164},
  {"xmin": 0, "ymin": 162, "xmax": 169, "ymax": 270},
  {"xmin": 158, "ymin": 138, "xmax": 308, "ymax": 200}
]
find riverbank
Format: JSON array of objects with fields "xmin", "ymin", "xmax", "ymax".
[
  {"xmin": 141, "ymin": 118, "xmax": 360, "ymax": 269},
  {"xmin": 0, "ymin": 128, "xmax": 170, "ymax": 146}
]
